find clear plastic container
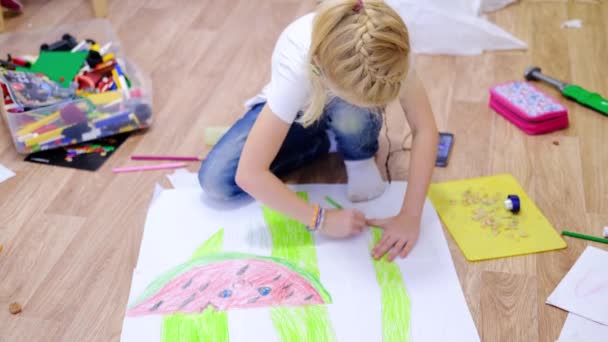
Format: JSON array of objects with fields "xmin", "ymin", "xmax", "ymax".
[{"xmin": 0, "ymin": 19, "xmax": 153, "ymax": 154}]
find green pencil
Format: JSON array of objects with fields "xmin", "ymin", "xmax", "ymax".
[
  {"xmin": 562, "ymin": 230, "xmax": 608, "ymax": 244},
  {"xmin": 324, "ymin": 196, "xmax": 343, "ymax": 210}
]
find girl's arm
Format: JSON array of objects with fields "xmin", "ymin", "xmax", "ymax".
[
  {"xmin": 370, "ymin": 69, "xmax": 439, "ymax": 261},
  {"xmin": 397, "ymin": 69, "xmax": 439, "ymax": 221},
  {"xmin": 236, "ymin": 105, "xmax": 366, "ymax": 237}
]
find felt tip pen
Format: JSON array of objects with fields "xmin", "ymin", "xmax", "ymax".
[
  {"xmin": 325, "ymin": 196, "xmax": 343, "ymax": 209},
  {"xmin": 562, "ymin": 230, "xmax": 608, "ymax": 244},
  {"xmin": 114, "ymin": 64, "xmax": 130, "ymax": 97}
]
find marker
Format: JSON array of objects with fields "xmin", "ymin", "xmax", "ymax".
[
  {"xmin": 24, "ymin": 125, "xmax": 71, "ymax": 147},
  {"xmin": 99, "ymin": 42, "xmax": 113, "ymax": 55},
  {"xmin": 71, "ymin": 40, "xmax": 89, "ymax": 52},
  {"xmin": 131, "ymin": 155, "xmax": 203, "ymax": 162},
  {"xmin": 114, "ymin": 64, "xmax": 130, "ymax": 98},
  {"xmin": 112, "ymin": 162, "xmax": 186, "ymax": 174},
  {"xmin": 17, "ymin": 112, "xmax": 60, "ymax": 136},
  {"xmin": 562, "ymin": 230, "xmax": 608, "ymax": 244},
  {"xmin": 8, "ymin": 55, "xmax": 31, "ymax": 68},
  {"xmin": 103, "ymin": 53, "xmax": 115, "ymax": 63},
  {"xmin": 325, "ymin": 196, "xmax": 343, "ymax": 209},
  {"xmin": 111, "ymin": 68, "xmax": 122, "ymax": 89}
]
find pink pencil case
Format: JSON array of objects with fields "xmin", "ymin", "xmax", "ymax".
[{"xmin": 489, "ymin": 81, "xmax": 569, "ymax": 135}]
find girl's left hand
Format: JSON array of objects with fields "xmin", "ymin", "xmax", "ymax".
[{"xmin": 368, "ymin": 214, "xmax": 421, "ymax": 262}]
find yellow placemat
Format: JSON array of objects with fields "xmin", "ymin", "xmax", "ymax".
[{"xmin": 428, "ymin": 174, "xmax": 566, "ymax": 261}]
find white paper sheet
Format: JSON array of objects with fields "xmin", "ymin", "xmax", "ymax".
[
  {"xmin": 121, "ymin": 183, "xmax": 479, "ymax": 341},
  {"xmin": 561, "ymin": 19, "xmax": 583, "ymax": 29},
  {"xmin": 558, "ymin": 313, "xmax": 608, "ymax": 342},
  {"xmin": 547, "ymin": 246, "xmax": 608, "ymax": 326},
  {"xmin": 166, "ymin": 169, "xmax": 201, "ymax": 189},
  {"xmin": 480, "ymin": 0, "xmax": 517, "ymax": 13},
  {"xmin": 386, "ymin": 0, "xmax": 527, "ymax": 55},
  {"xmin": 0, "ymin": 163, "xmax": 15, "ymax": 184}
]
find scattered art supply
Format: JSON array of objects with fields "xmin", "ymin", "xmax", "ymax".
[
  {"xmin": 112, "ymin": 162, "xmax": 186, "ymax": 174},
  {"xmin": 489, "ymin": 81, "xmax": 569, "ymax": 134},
  {"xmin": 121, "ymin": 183, "xmax": 480, "ymax": 341},
  {"xmin": 0, "ymin": 69, "xmax": 74, "ymax": 109},
  {"xmin": 562, "ymin": 231, "xmax": 608, "ymax": 245},
  {"xmin": 525, "ymin": 66, "xmax": 608, "ymax": 116},
  {"xmin": 0, "ymin": 244, "xmax": 3, "ymax": 253},
  {"xmin": 558, "ymin": 313, "xmax": 608, "ymax": 342},
  {"xmin": 0, "ymin": 163, "xmax": 16, "ymax": 183},
  {"xmin": 603, "ymin": 227, "xmax": 608, "ymax": 238},
  {"xmin": 428, "ymin": 174, "xmax": 567, "ymax": 261},
  {"xmin": 25, "ymin": 133, "xmax": 129, "ymax": 171},
  {"xmin": 547, "ymin": 246, "xmax": 608, "ymax": 326},
  {"xmin": 18, "ymin": 50, "xmax": 88, "ymax": 88},
  {"xmin": 561, "ymin": 19, "xmax": 583, "ymax": 29},
  {"xmin": 504, "ymin": 194, "xmax": 521, "ymax": 213},
  {"xmin": 204, "ymin": 126, "xmax": 230, "ymax": 146},
  {"xmin": 131, "ymin": 155, "xmax": 203, "ymax": 162},
  {"xmin": 9, "ymin": 302, "xmax": 22, "ymax": 315},
  {"xmin": 0, "ymin": 24, "xmax": 153, "ymax": 155}
]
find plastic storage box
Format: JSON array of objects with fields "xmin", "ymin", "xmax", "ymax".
[{"xmin": 0, "ymin": 19, "xmax": 152, "ymax": 154}]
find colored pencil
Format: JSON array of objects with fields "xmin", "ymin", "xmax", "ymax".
[
  {"xmin": 131, "ymin": 155, "xmax": 203, "ymax": 162},
  {"xmin": 325, "ymin": 196, "xmax": 343, "ymax": 209},
  {"xmin": 562, "ymin": 230, "xmax": 608, "ymax": 244},
  {"xmin": 112, "ymin": 162, "xmax": 186, "ymax": 173}
]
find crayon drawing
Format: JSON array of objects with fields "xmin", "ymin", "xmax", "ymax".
[
  {"xmin": 121, "ymin": 183, "xmax": 480, "ymax": 341},
  {"xmin": 547, "ymin": 246, "xmax": 608, "ymax": 326}
]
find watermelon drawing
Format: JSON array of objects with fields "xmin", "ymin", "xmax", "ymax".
[{"xmin": 127, "ymin": 252, "xmax": 332, "ymax": 317}]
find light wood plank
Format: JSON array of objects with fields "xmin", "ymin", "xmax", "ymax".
[{"xmin": 0, "ymin": 1, "xmax": 607, "ymax": 341}]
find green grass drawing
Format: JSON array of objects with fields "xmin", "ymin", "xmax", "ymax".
[
  {"xmin": 262, "ymin": 192, "xmax": 336, "ymax": 342},
  {"xmin": 161, "ymin": 229, "xmax": 228, "ymax": 342},
  {"xmin": 326, "ymin": 196, "xmax": 412, "ymax": 342}
]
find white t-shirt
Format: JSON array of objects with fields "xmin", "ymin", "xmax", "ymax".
[{"xmin": 244, "ymin": 3, "xmax": 414, "ymax": 124}]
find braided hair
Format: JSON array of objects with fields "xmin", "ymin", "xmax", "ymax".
[{"xmin": 299, "ymin": 0, "xmax": 411, "ymax": 127}]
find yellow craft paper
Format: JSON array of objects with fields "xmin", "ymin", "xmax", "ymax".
[{"xmin": 428, "ymin": 174, "xmax": 567, "ymax": 261}]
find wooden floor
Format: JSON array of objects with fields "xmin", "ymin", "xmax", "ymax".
[{"xmin": 1, "ymin": 1, "xmax": 607, "ymax": 341}]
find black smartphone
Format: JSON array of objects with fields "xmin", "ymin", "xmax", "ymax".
[{"xmin": 436, "ymin": 132, "xmax": 454, "ymax": 167}]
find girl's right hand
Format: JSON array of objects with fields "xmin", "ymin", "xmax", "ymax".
[{"xmin": 321, "ymin": 209, "xmax": 367, "ymax": 238}]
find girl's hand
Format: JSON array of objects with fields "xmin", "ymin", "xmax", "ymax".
[
  {"xmin": 320, "ymin": 209, "xmax": 367, "ymax": 238},
  {"xmin": 368, "ymin": 214, "xmax": 421, "ymax": 261}
]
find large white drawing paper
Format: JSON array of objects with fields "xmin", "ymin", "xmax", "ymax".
[
  {"xmin": 121, "ymin": 183, "xmax": 479, "ymax": 341},
  {"xmin": 558, "ymin": 313, "xmax": 608, "ymax": 342},
  {"xmin": 547, "ymin": 246, "xmax": 608, "ymax": 325}
]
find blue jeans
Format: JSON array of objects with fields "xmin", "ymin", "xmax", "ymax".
[{"xmin": 198, "ymin": 97, "xmax": 382, "ymax": 200}]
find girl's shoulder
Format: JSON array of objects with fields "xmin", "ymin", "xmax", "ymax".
[{"xmin": 275, "ymin": 13, "xmax": 315, "ymax": 50}]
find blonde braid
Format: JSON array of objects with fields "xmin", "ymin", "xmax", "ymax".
[{"xmin": 299, "ymin": 0, "xmax": 411, "ymax": 127}]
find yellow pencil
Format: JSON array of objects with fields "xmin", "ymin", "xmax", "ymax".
[
  {"xmin": 24, "ymin": 125, "xmax": 71, "ymax": 147},
  {"xmin": 112, "ymin": 69, "xmax": 122, "ymax": 90},
  {"xmin": 17, "ymin": 112, "xmax": 60, "ymax": 136}
]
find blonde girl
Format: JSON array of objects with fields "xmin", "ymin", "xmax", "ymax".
[{"xmin": 199, "ymin": 0, "xmax": 438, "ymax": 262}]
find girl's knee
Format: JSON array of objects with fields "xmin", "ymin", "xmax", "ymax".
[{"xmin": 328, "ymin": 99, "xmax": 381, "ymax": 137}]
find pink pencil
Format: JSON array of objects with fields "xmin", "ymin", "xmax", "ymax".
[
  {"xmin": 131, "ymin": 155, "xmax": 203, "ymax": 162},
  {"xmin": 113, "ymin": 162, "xmax": 186, "ymax": 173}
]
